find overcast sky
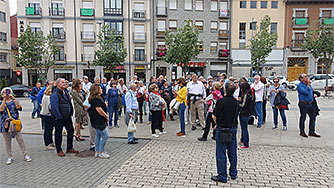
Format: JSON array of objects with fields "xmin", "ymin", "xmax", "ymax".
[{"xmin": 9, "ymin": 0, "xmax": 17, "ymax": 16}]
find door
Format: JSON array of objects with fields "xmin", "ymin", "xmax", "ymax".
[{"xmin": 287, "ymin": 58, "xmax": 307, "ymax": 81}]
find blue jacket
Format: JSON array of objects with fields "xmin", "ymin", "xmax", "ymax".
[
  {"xmin": 29, "ymin": 87, "xmax": 40, "ymax": 101},
  {"xmin": 50, "ymin": 87, "xmax": 73, "ymax": 120},
  {"xmin": 101, "ymin": 83, "xmax": 108, "ymax": 99},
  {"xmin": 296, "ymin": 82, "xmax": 314, "ymax": 103},
  {"xmin": 107, "ymin": 88, "xmax": 119, "ymax": 107},
  {"xmin": 37, "ymin": 86, "xmax": 47, "ymax": 104}
]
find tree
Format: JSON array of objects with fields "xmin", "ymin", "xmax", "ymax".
[
  {"xmin": 94, "ymin": 25, "xmax": 127, "ymax": 77},
  {"xmin": 0, "ymin": 78, "xmax": 8, "ymax": 91},
  {"xmin": 163, "ymin": 20, "xmax": 199, "ymax": 76},
  {"xmin": 16, "ymin": 26, "xmax": 60, "ymax": 84},
  {"xmin": 248, "ymin": 15, "xmax": 278, "ymax": 75},
  {"xmin": 302, "ymin": 24, "xmax": 334, "ymax": 95}
]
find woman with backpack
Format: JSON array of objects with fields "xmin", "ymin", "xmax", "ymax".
[
  {"xmin": 198, "ymin": 82, "xmax": 223, "ymax": 141},
  {"xmin": 107, "ymin": 81, "xmax": 120, "ymax": 128},
  {"xmin": 239, "ymin": 82, "xmax": 254, "ymax": 149}
]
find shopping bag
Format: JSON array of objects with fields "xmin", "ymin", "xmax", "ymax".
[{"xmin": 127, "ymin": 118, "xmax": 137, "ymax": 133}]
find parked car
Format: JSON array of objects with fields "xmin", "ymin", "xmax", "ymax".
[
  {"xmin": 267, "ymin": 75, "xmax": 290, "ymax": 88},
  {"xmin": 288, "ymin": 74, "xmax": 334, "ymax": 90},
  {"xmin": 9, "ymin": 84, "xmax": 33, "ymax": 98}
]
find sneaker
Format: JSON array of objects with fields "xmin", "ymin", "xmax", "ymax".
[
  {"xmin": 162, "ymin": 131, "xmax": 167, "ymax": 134},
  {"xmin": 191, "ymin": 126, "xmax": 196, "ymax": 131},
  {"xmin": 44, "ymin": 145, "xmax": 55, "ymax": 150},
  {"xmin": 272, "ymin": 125, "xmax": 278, "ymax": 129},
  {"xmin": 239, "ymin": 141, "xmax": 244, "ymax": 146},
  {"xmin": 239, "ymin": 146, "xmax": 249, "ymax": 149},
  {"xmin": 6, "ymin": 157, "xmax": 13, "ymax": 165},
  {"xmin": 283, "ymin": 126, "xmax": 287, "ymax": 131},
  {"xmin": 197, "ymin": 137, "xmax": 207, "ymax": 141},
  {"xmin": 95, "ymin": 152, "xmax": 99, "ymax": 158},
  {"xmin": 152, "ymin": 134, "xmax": 159, "ymax": 138},
  {"xmin": 50, "ymin": 143, "xmax": 55, "ymax": 147},
  {"xmin": 24, "ymin": 155, "xmax": 32, "ymax": 162},
  {"xmin": 176, "ymin": 132, "xmax": 186, "ymax": 137},
  {"xmin": 99, "ymin": 152, "xmax": 110, "ymax": 159}
]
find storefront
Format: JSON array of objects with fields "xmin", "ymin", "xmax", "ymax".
[
  {"xmin": 54, "ymin": 69, "xmax": 73, "ymax": 81},
  {"xmin": 135, "ymin": 65, "xmax": 146, "ymax": 83},
  {"xmin": 177, "ymin": 62, "xmax": 206, "ymax": 77}
]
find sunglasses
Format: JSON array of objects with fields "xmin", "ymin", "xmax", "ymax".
[{"xmin": 273, "ymin": 81, "xmax": 279, "ymax": 83}]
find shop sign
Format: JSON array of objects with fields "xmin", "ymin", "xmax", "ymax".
[
  {"xmin": 54, "ymin": 69, "xmax": 72, "ymax": 74},
  {"xmin": 115, "ymin": 66, "xmax": 124, "ymax": 69},
  {"xmin": 135, "ymin": 66, "xmax": 145, "ymax": 70},
  {"xmin": 16, "ymin": 71, "xmax": 21, "ymax": 76},
  {"xmin": 177, "ymin": 62, "xmax": 206, "ymax": 67}
]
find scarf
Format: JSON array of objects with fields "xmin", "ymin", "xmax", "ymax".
[{"xmin": 152, "ymin": 91, "xmax": 166, "ymax": 122}]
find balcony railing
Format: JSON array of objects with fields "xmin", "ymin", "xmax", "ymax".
[
  {"xmin": 156, "ymin": 48, "xmax": 167, "ymax": 58},
  {"xmin": 291, "ymin": 39, "xmax": 304, "ymax": 49},
  {"xmin": 81, "ymin": 54, "xmax": 95, "ymax": 62},
  {"xmin": 133, "ymin": 10, "xmax": 146, "ymax": 20},
  {"xmin": 156, "ymin": 29, "xmax": 166, "ymax": 38},
  {"xmin": 52, "ymin": 31, "xmax": 66, "ymax": 41},
  {"xmin": 219, "ymin": 9, "xmax": 230, "ymax": 18},
  {"xmin": 292, "ymin": 17, "xmax": 309, "ymax": 28},
  {"xmin": 80, "ymin": 8, "xmax": 95, "ymax": 18},
  {"xmin": 26, "ymin": 7, "xmax": 42, "ymax": 16},
  {"xmin": 49, "ymin": 7, "xmax": 65, "ymax": 17},
  {"xmin": 54, "ymin": 53, "xmax": 66, "ymax": 62},
  {"xmin": 219, "ymin": 30, "xmax": 229, "ymax": 39},
  {"xmin": 133, "ymin": 32, "xmax": 146, "ymax": 43},
  {"xmin": 81, "ymin": 31, "xmax": 96, "ymax": 42},
  {"xmin": 104, "ymin": 8, "xmax": 122, "ymax": 16},
  {"xmin": 320, "ymin": 17, "xmax": 334, "ymax": 25},
  {"xmin": 218, "ymin": 49, "xmax": 229, "ymax": 58},
  {"xmin": 157, "ymin": 6, "xmax": 167, "ymax": 16},
  {"xmin": 134, "ymin": 54, "xmax": 146, "ymax": 61}
]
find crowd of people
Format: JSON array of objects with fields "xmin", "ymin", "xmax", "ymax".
[{"xmin": 0, "ymin": 72, "xmax": 322, "ymax": 183}]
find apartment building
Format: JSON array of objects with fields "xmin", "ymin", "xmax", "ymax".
[
  {"xmin": 231, "ymin": 0, "xmax": 285, "ymax": 78},
  {"xmin": 153, "ymin": 0, "xmax": 231, "ymax": 79},
  {"xmin": 284, "ymin": 0, "xmax": 334, "ymax": 81},
  {"xmin": 0, "ymin": 0, "xmax": 11, "ymax": 84}
]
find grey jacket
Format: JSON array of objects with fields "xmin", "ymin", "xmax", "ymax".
[
  {"xmin": 268, "ymin": 85, "xmax": 285, "ymax": 107},
  {"xmin": 149, "ymin": 93, "xmax": 163, "ymax": 111}
]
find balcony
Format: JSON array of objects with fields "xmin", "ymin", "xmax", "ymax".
[
  {"xmin": 104, "ymin": 8, "xmax": 122, "ymax": 16},
  {"xmin": 156, "ymin": 6, "xmax": 167, "ymax": 16},
  {"xmin": 218, "ymin": 49, "xmax": 229, "ymax": 59},
  {"xmin": 81, "ymin": 31, "xmax": 96, "ymax": 42},
  {"xmin": 156, "ymin": 30, "xmax": 166, "ymax": 38},
  {"xmin": 81, "ymin": 54, "xmax": 95, "ymax": 62},
  {"xmin": 49, "ymin": 7, "xmax": 65, "ymax": 18},
  {"xmin": 52, "ymin": 31, "xmax": 66, "ymax": 41},
  {"xmin": 291, "ymin": 39, "xmax": 305, "ymax": 51},
  {"xmin": 292, "ymin": 17, "xmax": 309, "ymax": 28},
  {"xmin": 218, "ymin": 30, "xmax": 229, "ymax": 39},
  {"xmin": 320, "ymin": 17, "xmax": 334, "ymax": 25},
  {"xmin": 80, "ymin": 8, "xmax": 95, "ymax": 19},
  {"xmin": 133, "ymin": 10, "xmax": 146, "ymax": 20},
  {"xmin": 134, "ymin": 54, "xmax": 146, "ymax": 62},
  {"xmin": 219, "ymin": 9, "xmax": 230, "ymax": 18},
  {"xmin": 133, "ymin": 32, "xmax": 146, "ymax": 43},
  {"xmin": 54, "ymin": 53, "xmax": 66, "ymax": 63},
  {"xmin": 156, "ymin": 48, "xmax": 167, "ymax": 59},
  {"xmin": 26, "ymin": 7, "xmax": 42, "ymax": 18}
]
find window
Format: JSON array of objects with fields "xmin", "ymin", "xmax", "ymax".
[
  {"xmin": 169, "ymin": 20, "xmax": 177, "ymax": 29},
  {"xmin": 240, "ymin": 1, "xmax": 246, "ymax": 8},
  {"xmin": 134, "ymin": 25, "xmax": 145, "ymax": 41},
  {"xmin": 185, "ymin": 0, "xmax": 192, "ymax": 10},
  {"xmin": 185, "ymin": 20, "xmax": 193, "ymax": 26},
  {"xmin": 104, "ymin": 0, "xmax": 122, "ymax": 15},
  {"xmin": 250, "ymin": 1, "xmax": 257, "ymax": 8},
  {"xmin": 239, "ymin": 23, "xmax": 246, "ymax": 39},
  {"xmin": 170, "ymin": 0, "xmax": 177, "ymax": 10},
  {"xmin": 261, "ymin": 1, "xmax": 267, "ymax": 8},
  {"xmin": 30, "ymin": 22, "xmax": 41, "ymax": 33},
  {"xmin": 295, "ymin": 10, "xmax": 305, "ymax": 18},
  {"xmin": 271, "ymin": 1, "xmax": 278, "ymax": 8},
  {"xmin": 83, "ymin": 45, "xmax": 94, "ymax": 61},
  {"xmin": 105, "ymin": 21, "xmax": 123, "ymax": 33},
  {"xmin": 0, "ymin": 53, "xmax": 7, "ymax": 62},
  {"xmin": 270, "ymin": 23, "xmax": 277, "ymax": 34},
  {"xmin": 134, "ymin": 48, "xmax": 145, "ymax": 61},
  {"xmin": 219, "ymin": 42, "xmax": 227, "ymax": 50},
  {"xmin": 158, "ymin": 20, "xmax": 166, "ymax": 31},
  {"xmin": 82, "ymin": 1, "xmax": 93, "ymax": 8},
  {"xmin": 210, "ymin": 42, "xmax": 217, "ymax": 52},
  {"xmin": 51, "ymin": 1, "xmax": 64, "ymax": 16},
  {"xmin": 210, "ymin": 21, "xmax": 218, "ymax": 32},
  {"xmin": 0, "ymin": 12, "xmax": 5, "ymax": 22},
  {"xmin": 219, "ymin": 22, "xmax": 227, "ymax": 30},
  {"xmin": 196, "ymin": 0, "xmax": 203, "ymax": 11},
  {"xmin": 134, "ymin": 3, "xmax": 145, "ymax": 18},
  {"xmin": 197, "ymin": 41, "xmax": 203, "ymax": 51},
  {"xmin": 211, "ymin": 1, "xmax": 218, "ymax": 11},
  {"xmin": 195, "ymin": 20, "xmax": 204, "ymax": 31},
  {"xmin": 322, "ymin": 10, "xmax": 332, "ymax": 18},
  {"xmin": 250, "ymin": 21, "xmax": 257, "ymax": 30},
  {"xmin": 55, "ymin": 46, "xmax": 65, "ymax": 61},
  {"xmin": 52, "ymin": 23, "xmax": 65, "ymax": 38}
]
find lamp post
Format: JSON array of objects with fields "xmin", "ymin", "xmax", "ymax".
[{"xmin": 97, "ymin": 21, "xmax": 102, "ymax": 80}]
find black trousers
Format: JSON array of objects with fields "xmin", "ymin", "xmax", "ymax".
[
  {"xmin": 41, "ymin": 115, "xmax": 54, "ymax": 146},
  {"xmin": 54, "ymin": 117, "xmax": 74, "ymax": 152},
  {"xmin": 202, "ymin": 112, "xmax": 216, "ymax": 139},
  {"xmin": 262, "ymin": 100, "xmax": 267, "ymax": 122},
  {"xmin": 151, "ymin": 110, "xmax": 163, "ymax": 134},
  {"xmin": 138, "ymin": 99, "xmax": 144, "ymax": 122},
  {"xmin": 298, "ymin": 102, "xmax": 315, "ymax": 134}
]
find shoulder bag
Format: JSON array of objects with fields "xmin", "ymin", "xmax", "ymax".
[{"xmin": 5, "ymin": 104, "xmax": 21, "ymax": 132}]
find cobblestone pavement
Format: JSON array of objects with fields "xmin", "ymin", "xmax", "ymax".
[
  {"xmin": 98, "ymin": 140, "xmax": 334, "ymax": 188},
  {"xmin": 0, "ymin": 135, "xmax": 149, "ymax": 188}
]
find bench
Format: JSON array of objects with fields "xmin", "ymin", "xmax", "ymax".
[{"xmin": 323, "ymin": 85, "xmax": 334, "ymax": 98}]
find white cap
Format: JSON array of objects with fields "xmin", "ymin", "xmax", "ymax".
[{"xmin": 208, "ymin": 76, "xmax": 213, "ymax": 79}]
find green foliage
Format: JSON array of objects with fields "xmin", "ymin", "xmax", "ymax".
[
  {"xmin": 248, "ymin": 15, "xmax": 278, "ymax": 74},
  {"xmin": 0, "ymin": 78, "xmax": 8, "ymax": 91},
  {"xmin": 163, "ymin": 20, "xmax": 200, "ymax": 75},
  {"xmin": 16, "ymin": 26, "xmax": 60, "ymax": 83},
  {"xmin": 94, "ymin": 25, "xmax": 127, "ymax": 73}
]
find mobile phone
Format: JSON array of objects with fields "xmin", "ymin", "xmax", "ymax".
[{"xmin": 5, "ymin": 89, "xmax": 10, "ymax": 96}]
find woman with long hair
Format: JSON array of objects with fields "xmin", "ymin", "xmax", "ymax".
[
  {"xmin": 173, "ymin": 78, "xmax": 187, "ymax": 137},
  {"xmin": 88, "ymin": 84, "xmax": 109, "ymax": 158},
  {"xmin": 71, "ymin": 79, "xmax": 85, "ymax": 141},
  {"xmin": 238, "ymin": 82, "xmax": 254, "ymax": 149}
]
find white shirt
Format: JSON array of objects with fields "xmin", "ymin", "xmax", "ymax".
[
  {"xmin": 187, "ymin": 81, "xmax": 206, "ymax": 100},
  {"xmin": 137, "ymin": 86, "xmax": 146, "ymax": 94},
  {"xmin": 252, "ymin": 82, "xmax": 264, "ymax": 102},
  {"xmin": 233, "ymin": 88, "xmax": 240, "ymax": 99},
  {"xmin": 82, "ymin": 82, "xmax": 92, "ymax": 92},
  {"xmin": 117, "ymin": 84, "xmax": 128, "ymax": 95}
]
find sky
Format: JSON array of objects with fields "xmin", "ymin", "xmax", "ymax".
[{"xmin": 9, "ymin": 0, "xmax": 17, "ymax": 16}]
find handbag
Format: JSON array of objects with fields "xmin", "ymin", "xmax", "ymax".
[
  {"xmin": 5, "ymin": 104, "xmax": 21, "ymax": 132},
  {"xmin": 219, "ymin": 128, "xmax": 233, "ymax": 144},
  {"xmin": 170, "ymin": 98, "xmax": 180, "ymax": 111},
  {"xmin": 127, "ymin": 118, "xmax": 137, "ymax": 133}
]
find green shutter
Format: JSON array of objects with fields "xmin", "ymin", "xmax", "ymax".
[
  {"xmin": 324, "ymin": 18, "xmax": 334, "ymax": 25},
  {"xmin": 295, "ymin": 18, "xmax": 308, "ymax": 25},
  {"xmin": 26, "ymin": 7, "xmax": 35, "ymax": 15},
  {"xmin": 81, "ymin": 8, "xmax": 94, "ymax": 16}
]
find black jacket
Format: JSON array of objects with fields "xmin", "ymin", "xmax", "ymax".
[
  {"xmin": 239, "ymin": 93, "xmax": 254, "ymax": 117},
  {"xmin": 274, "ymin": 91, "xmax": 290, "ymax": 110},
  {"xmin": 313, "ymin": 91, "xmax": 320, "ymax": 116}
]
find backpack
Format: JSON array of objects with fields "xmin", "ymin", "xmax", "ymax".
[{"xmin": 122, "ymin": 91, "xmax": 133, "ymax": 107}]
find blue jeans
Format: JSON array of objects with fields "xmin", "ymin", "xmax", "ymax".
[
  {"xmin": 216, "ymin": 127, "xmax": 238, "ymax": 182},
  {"xmin": 255, "ymin": 101, "xmax": 263, "ymax": 126},
  {"xmin": 272, "ymin": 107, "xmax": 287, "ymax": 126},
  {"xmin": 179, "ymin": 103, "xmax": 186, "ymax": 133},
  {"xmin": 108, "ymin": 105, "xmax": 119, "ymax": 127},
  {"xmin": 95, "ymin": 127, "xmax": 109, "ymax": 153},
  {"xmin": 32, "ymin": 99, "xmax": 40, "ymax": 118},
  {"xmin": 125, "ymin": 110, "xmax": 137, "ymax": 142},
  {"xmin": 239, "ymin": 116, "xmax": 251, "ymax": 147}
]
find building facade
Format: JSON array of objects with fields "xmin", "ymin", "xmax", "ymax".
[
  {"xmin": 284, "ymin": 0, "xmax": 334, "ymax": 81},
  {"xmin": 0, "ymin": 0, "xmax": 11, "ymax": 84},
  {"xmin": 231, "ymin": 0, "xmax": 285, "ymax": 79},
  {"xmin": 153, "ymin": 0, "xmax": 231, "ymax": 80}
]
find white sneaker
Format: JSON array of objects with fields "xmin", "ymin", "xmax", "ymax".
[
  {"xmin": 99, "ymin": 152, "xmax": 110, "ymax": 159},
  {"xmin": 24, "ymin": 155, "xmax": 32, "ymax": 162},
  {"xmin": 44, "ymin": 145, "xmax": 55, "ymax": 150},
  {"xmin": 152, "ymin": 134, "xmax": 159, "ymax": 138},
  {"xmin": 6, "ymin": 157, "xmax": 13, "ymax": 165},
  {"xmin": 95, "ymin": 152, "xmax": 99, "ymax": 157},
  {"xmin": 162, "ymin": 131, "xmax": 167, "ymax": 134}
]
